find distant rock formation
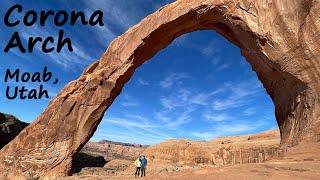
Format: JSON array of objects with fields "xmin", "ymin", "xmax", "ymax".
[
  {"xmin": 98, "ymin": 140, "xmax": 149, "ymax": 148},
  {"xmin": 81, "ymin": 141, "xmax": 147, "ymax": 162},
  {"xmin": 143, "ymin": 130, "xmax": 281, "ymax": 173},
  {"xmin": 0, "ymin": 112, "xmax": 28, "ymax": 149}
]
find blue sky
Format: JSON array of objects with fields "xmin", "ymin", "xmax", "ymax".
[{"xmin": 0, "ymin": 0, "xmax": 277, "ymax": 145}]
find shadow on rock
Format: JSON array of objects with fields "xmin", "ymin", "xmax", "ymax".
[
  {"xmin": 72, "ymin": 152, "xmax": 108, "ymax": 173},
  {"xmin": 0, "ymin": 112, "xmax": 29, "ymax": 149}
]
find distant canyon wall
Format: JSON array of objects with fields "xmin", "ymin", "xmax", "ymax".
[{"xmin": 144, "ymin": 130, "xmax": 281, "ymax": 171}]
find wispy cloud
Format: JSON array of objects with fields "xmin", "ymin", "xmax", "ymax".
[
  {"xmin": 203, "ymin": 112, "xmax": 232, "ymax": 122},
  {"xmin": 137, "ymin": 77, "xmax": 150, "ymax": 86},
  {"xmin": 120, "ymin": 94, "xmax": 139, "ymax": 107},
  {"xmin": 165, "ymin": 107, "xmax": 195, "ymax": 128},
  {"xmin": 92, "ymin": 128, "xmax": 169, "ymax": 145},
  {"xmin": 212, "ymin": 80, "xmax": 262, "ymax": 111},
  {"xmin": 216, "ymin": 63, "xmax": 231, "ymax": 71},
  {"xmin": 213, "ymin": 121, "xmax": 264, "ymax": 135},
  {"xmin": 160, "ymin": 73, "xmax": 189, "ymax": 89},
  {"xmin": 212, "ymin": 57, "xmax": 221, "ymax": 65},
  {"xmin": 104, "ymin": 117, "xmax": 155, "ymax": 129},
  {"xmin": 243, "ymin": 107, "xmax": 257, "ymax": 116},
  {"xmin": 191, "ymin": 132, "xmax": 217, "ymax": 140},
  {"xmin": 201, "ymin": 41, "xmax": 221, "ymax": 57},
  {"xmin": 155, "ymin": 107, "xmax": 195, "ymax": 129},
  {"xmin": 156, "ymin": 76, "xmax": 233, "ymax": 129},
  {"xmin": 99, "ymin": 115, "xmax": 172, "ymax": 144}
]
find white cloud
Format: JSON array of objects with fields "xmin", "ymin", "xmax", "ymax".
[
  {"xmin": 201, "ymin": 39, "xmax": 226, "ymax": 57},
  {"xmin": 165, "ymin": 107, "xmax": 195, "ymax": 128},
  {"xmin": 99, "ymin": 115, "xmax": 172, "ymax": 144},
  {"xmin": 160, "ymin": 73, "xmax": 189, "ymax": 89},
  {"xmin": 93, "ymin": 127, "xmax": 170, "ymax": 145},
  {"xmin": 191, "ymin": 132, "xmax": 217, "ymax": 140},
  {"xmin": 158, "ymin": 86, "xmax": 222, "ymax": 110},
  {"xmin": 137, "ymin": 77, "xmax": 150, "ymax": 86},
  {"xmin": 216, "ymin": 63, "xmax": 231, "ymax": 71},
  {"xmin": 155, "ymin": 107, "xmax": 195, "ymax": 129},
  {"xmin": 212, "ymin": 80, "xmax": 262, "ymax": 111},
  {"xmin": 201, "ymin": 43, "xmax": 220, "ymax": 57},
  {"xmin": 214, "ymin": 122, "xmax": 262, "ymax": 135},
  {"xmin": 83, "ymin": 0, "xmax": 163, "ymax": 30},
  {"xmin": 203, "ymin": 112, "xmax": 232, "ymax": 122},
  {"xmin": 120, "ymin": 94, "xmax": 139, "ymax": 107},
  {"xmin": 155, "ymin": 80, "xmax": 232, "ymax": 129},
  {"xmin": 212, "ymin": 57, "xmax": 221, "ymax": 65},
  {"xmin": 104, "ymin": 117, "xmax": 155, "ymax": 129},
  {"xmin": 189, "ymin": 93, "xmax": 211, "ymax": 105},
  {"xmin": 243, "ymin": 107, "xmax": 257, "ymax": 116}
]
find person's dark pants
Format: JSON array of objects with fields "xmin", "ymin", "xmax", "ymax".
[
  {"xmin": 141, "ymin": 166, "xmax": 146, "ymax": 177},
  {"xmin": 135, "ymin": 167, "xmax": 141, "ymax": 177}
]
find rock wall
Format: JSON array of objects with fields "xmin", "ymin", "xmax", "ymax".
[
  {"xmin": 212, "ymin": 146, "xmax": 280, "ymax": 165},
  {"xmin": 0, "ymin": 0, "xmax": 319, "ymax": 178},
  {"xmin": 147, "ymin": 146, "xmax": 280, "ymax": 167},
  {"xmin": 143, "ymin": 130, "xmax": 281, "ymax": 172}
]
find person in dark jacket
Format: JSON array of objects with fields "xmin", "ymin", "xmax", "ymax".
[{"xmin": 140, "ymin": 155, "xmax": 148, "ymax": 177}]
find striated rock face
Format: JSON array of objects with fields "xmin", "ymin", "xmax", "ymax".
[
  {"xmin": 80, "ymin": 141, "xmax": 146, "ymax": 162},
  {"xmin": 143, "ymin": 130, "xmax": 281, "ymax": 172},
  {"xmin": 1, "ymin": 0, "xmax": 320, "ymax": 178},
  {"xmin": 0, "ymin": 113, "xmax": 28, "ymax": 149}
]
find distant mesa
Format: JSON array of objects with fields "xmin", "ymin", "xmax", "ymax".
[{"xmin": 98, "ymin": 139, "xmax": 149, "ymax": 148}]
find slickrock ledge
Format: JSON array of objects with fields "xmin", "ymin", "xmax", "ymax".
[{"xmin": 1, "ymin": 0, "xmax": 319, "ymax": 179}]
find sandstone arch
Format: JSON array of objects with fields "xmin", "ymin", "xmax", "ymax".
[{"xmin": 1, "ymin": 0, "xmax": 319, "ymax": 178}]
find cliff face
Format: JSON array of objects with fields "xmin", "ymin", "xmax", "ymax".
[{"xmin": 143, "ymin": 130, "xmax": 280, "ymax": 172}]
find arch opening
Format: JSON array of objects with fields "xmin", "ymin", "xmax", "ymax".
[
  {"xmin": 75, "ymin": 30, "xmax": 280, "ymax": 174},
  {"xmin": 93, "ymin": 29, "xmax": 278, "ymax": 145}
]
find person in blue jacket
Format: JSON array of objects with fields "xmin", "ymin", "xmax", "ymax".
[{"xmin": 140, "ymin": 155, "xmax": 148, "ymax": 177}]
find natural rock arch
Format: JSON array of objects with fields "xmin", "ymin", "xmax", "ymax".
[{"xmin": 1, "ymin": 0, "xmax": 319, "ymax": 178}]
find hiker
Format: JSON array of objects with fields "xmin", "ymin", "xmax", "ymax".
[
  {"xmin": 140, "ymin": 155, "xmax": 148, "ymax": 177},
  {"xmin": 134, "ymin": 156, "xmax": 142, "ymax": 177}
]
